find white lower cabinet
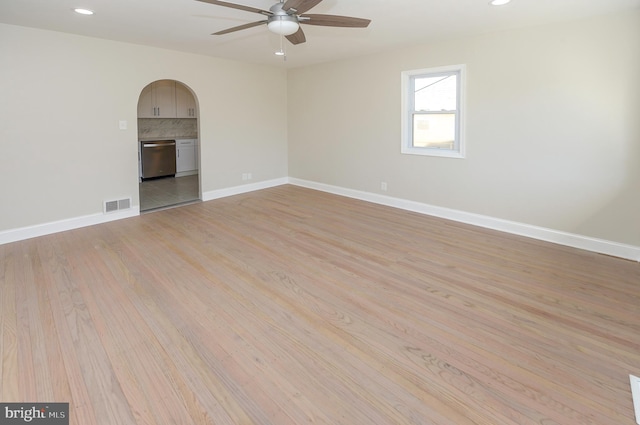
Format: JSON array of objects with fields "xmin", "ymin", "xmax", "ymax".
[{"xmin": 176, "ymin": 139, "xmax": 198, "ymax": 176}]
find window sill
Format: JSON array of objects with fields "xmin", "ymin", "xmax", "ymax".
[{"xmin": 401, "ymin": 146, "xmax": 465, "ymax": 158}]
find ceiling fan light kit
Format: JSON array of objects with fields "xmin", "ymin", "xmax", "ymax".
[
  {"xmin": 267, "ymin": 15, "xmax": 299, "ymax": 36},
  {"xmin": 197, "ymin": 0, "xmax": 371, "ymax": 53}
]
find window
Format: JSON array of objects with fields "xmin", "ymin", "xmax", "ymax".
[{"xmin": 401, "ymin": 65, "xmax": 465, "ymax": 158}]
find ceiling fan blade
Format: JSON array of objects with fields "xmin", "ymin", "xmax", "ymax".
[
  {"xmin": 213, "ymin": 20, "xmax": 267, "ymax": 35},
  {"xmin": 300, "ymin": 14, "xmax": 371, "ymax": 28},
  {"xmin": 195, "ymin": 0, "xmax": 271, "ymax": 16},
  {"xmin": 285, "ymin": 27, "xmax": 306, "ymax": 45},
  {"xmin": 282, "ymin": 0, "xmax": 323, "ymax": 14}
]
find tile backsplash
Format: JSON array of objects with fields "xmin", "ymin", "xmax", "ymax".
[{"xmin": 138, "ymin": 118, "xmax": 197, "ymax": 139}]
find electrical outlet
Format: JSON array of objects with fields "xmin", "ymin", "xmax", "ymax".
[
  {"xmin": 118, "ymin": 120, "xmax": 127, "ymax": 130},
  {"xmin": 380, "ymin": 182, "xmax": 388, "ymax": 191},
  {"xmin": 247, "ymin": 173, "xmax": 252, "ymax": 180}
]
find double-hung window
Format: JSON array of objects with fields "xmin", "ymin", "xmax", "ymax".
[{"xmin": 401, "ymin": 64, "xmax": 465, "ymax": 158}]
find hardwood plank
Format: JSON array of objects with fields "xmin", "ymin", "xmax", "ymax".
[
  {"xmin": 68, "ymin": 238, "xmax": 195, "ymax": 425},
  {"xmin": 13, "ymin": 243, "xmax": 39, "ymax": 400},
  {"xmin": 1, "ymin": 185, "xmax": 638, "ymax": 424},
  {"xmin": 38, "ymin": 234, "xmax": 121, "ymax": 425},
  {"xmin": 0, "ymin": 243, "xmax": 19, "ymax": 402}
]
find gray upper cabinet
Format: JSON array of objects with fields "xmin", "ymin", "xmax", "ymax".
[
  {"xmin": 138, "ymin": 80, "xmax": 196, "ymax": 119},
  {"xmin": 176, "ymin": 83, "xmax": 197, "ymax": 118}
]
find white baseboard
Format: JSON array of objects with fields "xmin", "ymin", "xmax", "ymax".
[
  {"xmin": 2, "ymin": 177, "xmax": 639, "ymax": 262},
  {"xmin": 288, "ymin": 178, "xmax": 640, "ymax": 262},
  {"xmin": 0, "ymin": 207, "xmax": 140, "ymax": 245},
  {"xmin": 202, "ymin": 177, "xmax": 288, "ymax": 202},
  {"xmin": 0, "ymin": 178, "xmax": 288, "ymax": 246},
  {"xmin": 631, "ymin": 375, "xmax": 640, "ymax": 425}
]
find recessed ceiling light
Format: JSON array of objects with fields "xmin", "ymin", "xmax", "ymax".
[
  {"xmin": 490, "ymin": 0, "xmax": 511, "ymax": 5},
  {"xmin": 74, "ymin": 8, "xmax": 94, "ymax": 15}
]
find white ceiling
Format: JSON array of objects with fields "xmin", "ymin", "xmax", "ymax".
[{"xmin": 1, "ymin": 0, "xmax": 639, "ymax": 68}]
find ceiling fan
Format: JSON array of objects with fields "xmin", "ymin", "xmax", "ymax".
[{"xmin": 196, "ymin": 0, "xmax": 371, "ymax": 45}]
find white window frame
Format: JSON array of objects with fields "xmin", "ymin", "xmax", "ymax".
[{"xmin": 401, "ymin": 64, "xmax": 466, "ymax": 158}]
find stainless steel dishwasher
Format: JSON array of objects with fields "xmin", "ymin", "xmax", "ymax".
[{"xmin": 140, "ymin": 140, "xmax": 176, "ymax": 180}]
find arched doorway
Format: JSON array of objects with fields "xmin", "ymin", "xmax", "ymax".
[{"xmin": 137, "ymin": 80, "xmax": 200, "ymax": 212}]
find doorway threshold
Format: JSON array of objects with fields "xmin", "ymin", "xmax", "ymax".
[{"xmin": 141, "ymin": 199, "xmax": 201, "ymax": 214}]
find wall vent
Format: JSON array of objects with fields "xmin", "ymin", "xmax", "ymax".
[
  {"xmin": 104, "ymin": 197, "xmax": 132, "ymax": 214},
  {"xmin": 118, "ymin": 198, "xmax": 131, "ymax": 210}
]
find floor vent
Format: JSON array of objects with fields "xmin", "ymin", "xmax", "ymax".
[
  {"xmin": 631, "ymin": 375, "xmax": 640, "ymax": 425},
  {"xmin": 104, "ymin": 197, "xmax": 132, "ymax": 214}
]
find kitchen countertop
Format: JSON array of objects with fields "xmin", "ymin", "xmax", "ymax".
[{"xmin": 139, "ymin": 136, "xmax": 197, "ymax": 142}]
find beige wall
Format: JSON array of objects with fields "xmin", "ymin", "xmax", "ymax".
[
  {"xmin": 288, "ymin": 11, "xmax": 640, "ymax": 247},
  {"xmin": 0, "ymin": 24, "xmax": 288, "ymax": 232},
  {"xmin": 2, "ymin": 11, "xmax": 639, "ymax": 250}
]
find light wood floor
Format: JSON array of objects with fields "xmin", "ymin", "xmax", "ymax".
[{"xmin": 1, "ymin": 185, "xmax": 639, "ymax": 425}]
